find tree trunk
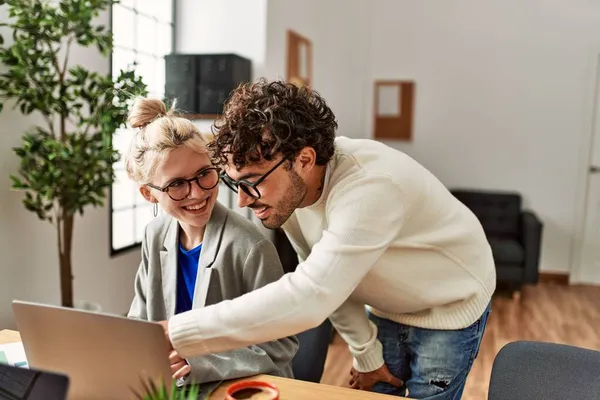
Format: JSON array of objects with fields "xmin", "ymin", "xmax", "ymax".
[
  {"xmin": 57, "ymin": 101, "xmax": 73, "ymax": 307},
  {"xmin": 58, "ymin": 213, "xmax": 74, "ymax": 307}
]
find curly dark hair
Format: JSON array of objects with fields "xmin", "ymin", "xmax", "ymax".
[{"xmin": 209, "ymin": 79, "xmax": 338, "ymax": 169}]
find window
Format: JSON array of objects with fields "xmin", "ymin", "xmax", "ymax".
[{"xmin": 109, "ymin": 0, "xmax": 175, "ymax": 255}]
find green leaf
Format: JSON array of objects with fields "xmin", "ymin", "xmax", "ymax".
[
  {"xmin": 9, "ymin": 174, "xmax": 28, "ymax": 189},
  {"xmin": 133, "ymin": 379, "xmax": 201, "ymax": 400}
]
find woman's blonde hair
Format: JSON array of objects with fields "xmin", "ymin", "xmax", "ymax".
[{"xmin": 124, "ymin": 97, "xmax": 211, "ymax": 184}]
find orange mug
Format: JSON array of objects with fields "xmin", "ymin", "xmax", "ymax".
[{"xmin": 225, "ymin": 380, "xmax": 280, "ymax": 400}]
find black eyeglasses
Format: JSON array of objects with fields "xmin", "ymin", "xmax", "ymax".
[
  {"xmin": 220, "ymin": 158, "xmax": 288, "ymax": 200},
  {"xmin": 147, "ymin": 167, "xmax": 220, "ymax": 201}
]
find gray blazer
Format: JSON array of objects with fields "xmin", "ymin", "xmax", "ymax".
[{"xmin": 127, "ymin": 202, "xmax": 298, "ymax": 384}]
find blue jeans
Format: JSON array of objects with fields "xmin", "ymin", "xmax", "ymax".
[{"xmin": 369, "ymin": 303, "xmax": 491, "ymax": 399}]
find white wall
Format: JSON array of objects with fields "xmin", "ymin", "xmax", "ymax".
[
  {"xmin": 176, "ymin": 0, "xmax": 268, "ymax": 79},
  {"xmin": 176, "ymin": 0, "xmax": 372, "ymax": 140},
  {"xmin": 264, "ymin": 0, "xmax": 372, "ymax": 139},
  {"xmin": 0, "ymin": 8, "xmax": 140, "ymax": 329},
  {"xmin": 361, "ymin": 0, "xmax": 600, "ymax": 274}
]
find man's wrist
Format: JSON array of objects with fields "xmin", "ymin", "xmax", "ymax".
[{"xmin": 352, "ymin": 340, "xmax": 385, "ymax": 372}]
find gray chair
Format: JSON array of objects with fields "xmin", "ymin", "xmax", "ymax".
[{"xmin": 488, "ymin": 341, "xmax": 600, "ymax": 400}]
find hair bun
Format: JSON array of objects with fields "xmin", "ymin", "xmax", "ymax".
[{"xmin": 128, "ymin": 97, "xmax": 169, "ymax": 129}]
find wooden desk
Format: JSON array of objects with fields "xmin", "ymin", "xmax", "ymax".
[
  {"xmin": 208, "ymin": 374, "xmax": 405, "ymax": 399},
  {"xmin": 0, "ymin": 329, "xmax": 20, "ymax": 344},
  {"xmin": 1, "ymin": 330, "xmax": 406, "ymax": 399}
]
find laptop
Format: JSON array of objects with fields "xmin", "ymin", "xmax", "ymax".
[
  {"xmin": 12, "ymin": 300, "xmax": 172, "ymax": 400},
  {"xmin": 0, "ymin": 363, "xmax": 69, "ymax": 400}
]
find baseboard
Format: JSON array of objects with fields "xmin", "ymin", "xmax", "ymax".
[{"xmin": 539, "ymin": 272, "xmax": 569, "ymax": 285}]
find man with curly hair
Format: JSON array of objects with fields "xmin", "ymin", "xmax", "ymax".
[{"xmin": 163, "ymin": 79, "xmax": 496, "ymax": 399}]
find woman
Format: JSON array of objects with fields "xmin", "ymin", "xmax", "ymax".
[{"xmin": 124, "ymin": 97, "xmax": 298, "ymax": 386}]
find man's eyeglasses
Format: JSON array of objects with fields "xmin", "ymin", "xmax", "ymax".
[
  {"xmin": 220, "ymin": 158, "xmax": 288, "ymax": 200},
  {"xmin": 146, "ymin": 167, "xmax": 220, "ymax": 201}
]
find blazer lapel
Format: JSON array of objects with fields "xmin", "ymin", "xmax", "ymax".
[
  {"xmin": 160, "ymin": 218, "xmax": 179, "ymax": 319},
  {"xmin": 192, "ymin": 202, "xmax": 228, "ymax": 308}
]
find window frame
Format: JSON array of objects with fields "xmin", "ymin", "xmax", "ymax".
[{"xmin": 108, "ymin": 0, "xmax": 177, "ymax": 257}]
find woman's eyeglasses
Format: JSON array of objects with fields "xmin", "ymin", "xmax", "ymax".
[
  {"xmin": 220, "ymin": 158, "xmax": 288, "ymax": 200},
  {"xmin": 146, "ymin": 167, "xmax": 220, "ymax": 201}
]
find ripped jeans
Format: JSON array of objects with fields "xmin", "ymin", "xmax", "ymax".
[{"xmin": 369, "ymin": 303, "xmax": 491, "ymax": 399}]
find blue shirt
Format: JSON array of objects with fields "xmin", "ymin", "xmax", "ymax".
[{"xmin": 175, "ymin": 242, "xmax": 202, "ymax": 315}]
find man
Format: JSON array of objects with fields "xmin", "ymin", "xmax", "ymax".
[{"xmin": 164, "ymin": 79, "xmax": 495, "ymax": 399}]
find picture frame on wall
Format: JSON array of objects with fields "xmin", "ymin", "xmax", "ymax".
[
  {"xmin": 373, "ymin": 80, "xmax": 415, "ymax": 141},
  {"xmin": 287, "ymin": 30, "xmax": 312, "ymax": 87}
]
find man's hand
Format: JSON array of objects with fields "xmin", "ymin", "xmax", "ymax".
[
  {"xmin": 169, "ymin": 349, "xmax": 191, "ymax": 380},
  {"xmin": 349, "ymin": 365, "xmax": 403, "ymax": 391}
]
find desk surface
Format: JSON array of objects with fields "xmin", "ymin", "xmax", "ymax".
[
  {"xmin": 208, "ymin": 374, "xmax": 405, "ymax": 399},
  {"xmin": 0, "ymin": 329, "xmax": 20, "ymax": 344},
  {"xmin": 0, "ymin": 329, "xmax": 405, "ymax": 399}
]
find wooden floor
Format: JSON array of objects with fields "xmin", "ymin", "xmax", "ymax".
[{"xmin": 320, "ymin": 282, "xmax": 600, "ymax": 399}]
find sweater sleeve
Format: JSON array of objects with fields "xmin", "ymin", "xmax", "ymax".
[
  {"xmin": 185, "ymin": 342, "xmax": 296, "ymax": 384},
  {"xmin": 168, "ymin": 175, "xmax": 403, "ymax": 364},
  {"xmin": 329, "ymin": 299, "xmax": 383, "ymax": 372}
]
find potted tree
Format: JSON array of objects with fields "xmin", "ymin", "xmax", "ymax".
[{"xmin": 0, "ymin": 0, "xmax": 147, "ymax": 307}]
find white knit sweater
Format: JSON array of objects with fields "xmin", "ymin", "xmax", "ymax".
[{"xmin": 169, "ymin": 137, "xmax": 496, "ymax": 372}]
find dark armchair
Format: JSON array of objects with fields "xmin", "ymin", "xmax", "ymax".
[{"xmin": 451, "ymin": 189, "xmax": 543, "ymax": 292}]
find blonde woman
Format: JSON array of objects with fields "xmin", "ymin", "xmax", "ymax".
[{"xmin": 124, "ymin": 97, "xmax": 298, "ymax": 386}]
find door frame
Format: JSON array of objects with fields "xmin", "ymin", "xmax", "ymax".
[{"xmin": 570, "ymin": 51, "xmax": 600, "ymax": 284}]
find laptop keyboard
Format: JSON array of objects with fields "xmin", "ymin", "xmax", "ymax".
[{"xmin": 0, "ymin": 367, "xmax": 36, "ymax": 399}]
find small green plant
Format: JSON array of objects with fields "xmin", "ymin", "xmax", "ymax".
[
  {"xmin": 0, "ymin": 0, "xmax": 146, "ymax": 307},
  {"xmin": 134, "ymin": 379, "xmax": 203, "ymax": 400}
]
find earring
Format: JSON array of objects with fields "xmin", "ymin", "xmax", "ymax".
[{"xmin": 152, "ymin": 203, "xmax": 158, "ymax": 217}]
